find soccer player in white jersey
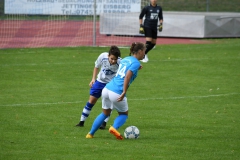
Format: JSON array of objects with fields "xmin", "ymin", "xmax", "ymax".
[
  {"xmin": 76, "ymin": 46, "xmax": 121, "ymax": 129},
  {"xmin": 86, "ymin": 42, "xmax": 145, "ymax": 140}
]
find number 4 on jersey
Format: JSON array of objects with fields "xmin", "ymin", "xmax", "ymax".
[{"xmin": 116, "ymin": 64, "xmax": 126, "ymax": 78}]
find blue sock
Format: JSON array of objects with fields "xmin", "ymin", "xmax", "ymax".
[
  {"xmin": 113, "ymin": 115, "xmax": 128, "ymax": 129},
  {"xmin": 89, "ymin": 113, "xmax": 107, "ymax": 135}
]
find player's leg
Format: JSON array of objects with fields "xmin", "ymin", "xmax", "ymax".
[
  {"xmin": 112, "ymin": 112, "xmax": 128, "ymax": 129},
  {"xmin": 141, "ymin": 37, "xmax": 151, "ymax": 63},
  {"xmin": 141, "ymin": 27, "xmax": 152, "ymax": 62},
  {"xmin": 141, "ymin": 28, "xmax": 157, "ymax": 63},
  {"xmin": 149, "ymin": 38, "xmax": 157, "ymax": 54},
  {"xmin": 112, "ymin": 104, "xmax": 128, "ymax": 130},
  {"xmin": 109, "ymin": 112, "xmax": 128, "ymax": 140},
  {"xmin": 86, "ymin": 109, "xmax": 111, "ymax": 138},
  {"xmin": 99, "ymin": 110, "xmax": 112, "ymax": 129},
  {"xmin": 76, "ymin": 81, "xmax": 106, "ymax": 127},
  {"xmin": 150, "ymin": 28, "xmax": 157, "ymax": 51},
  {"xmin": 145, "ymin": 37, "xmax": 153, "ymax": 55},
  {"xmin": 76, "ymin": 96, "xmax": 98, "ymax": 127},
  {"xmin": 86, "ymin": 88, "xmax": 112, "ymax": 138},
  {"xmin": 108, "ymin": 90, "xmax": 128, "ymax": 140}
]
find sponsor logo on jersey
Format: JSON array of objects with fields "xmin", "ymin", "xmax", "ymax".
[
  {"xmin": 102, "ymin": 69, "xmax": 115, "ymax": 75},
  {"xmin": 150, "ymin": 13, "xmax": 158, "ymax": 20}
]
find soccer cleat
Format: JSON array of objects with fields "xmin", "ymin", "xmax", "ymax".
[
  {"xmin": 109, "ymin": 126, "xmax": 124, "ymax": 140},
  {"xmin": 76, "ymin": 121, "xmax": 84, "ymax": 127},
  {"xmin": 86, "ymin": 133, "xmax": 94, "ymax": 139},
  {"xmin": 140, "ymin": 54, "xmax": 149, "ymax": 63},
  {"xmin": 99, "ymin": 122, "xmax": 107, "ymax": 130}
]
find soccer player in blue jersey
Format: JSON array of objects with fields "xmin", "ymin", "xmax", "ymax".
[
  {"xmin": 86, "ymin": 42, "xmax": 145, "ymax": 140},
  {"xmin": 76, "ymin": 46, "xmax": 121, "ymax": 129}
]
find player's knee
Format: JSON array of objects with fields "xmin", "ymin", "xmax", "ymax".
[
  {"xmin": 103, "ymin": 109, "xmax": 112, "ymax": 116},
  {"xmin": 89, "ymin": 96, "xmax": 98, "ymax": 104}
]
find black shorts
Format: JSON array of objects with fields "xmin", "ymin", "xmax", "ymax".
[{"xmin": 144, "ymin": 27, "xmax": 158, "ymax": 39}]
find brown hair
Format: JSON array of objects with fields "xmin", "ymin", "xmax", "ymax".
[
  {"xmin": 109, "ymin": 45, "xmax": 121, "ymax": 58},
  {"xmin": 129, "ymin": 42, "xmax": 145, "ymax": 55}
]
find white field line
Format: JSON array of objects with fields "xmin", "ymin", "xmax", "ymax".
[
  {"xmin": 1, "ymin": 57, "xmax": 239, "ymax": 67},
  {"xmin": 0, "ymin": 93, "xmax": 238, "ymax": 107},
  {"xmin": 0, "ymin": 101, "xmax": 84, "ymax": 107},
  {"xmin": 1, "ymin": 61, "xmax": 92, "ymax": 67},
  {"xmin": 129, "ymin": 93, "xmax": 239, "ymax": 101}
]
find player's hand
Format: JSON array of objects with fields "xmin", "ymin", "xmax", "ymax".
[
  {"xmin": 159, "ymin": 23, "xmax": 163, "ymax": 32},
  {"xmin": 138, "ymin": 65, "xmax": 143, "ymax": 70},
  {"xmin": 139, "ymin": 24, "xmax": 144, "ymax": 34},
  {"xmin": 89, "ymin": 79, "xmax": 95, "ymax": 88},
  {"xmin": 117, "ymin": 92, "xmax": 126, "ymax": 102}
]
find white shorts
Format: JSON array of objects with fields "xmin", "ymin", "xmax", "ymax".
[{"xmin": 101, "ymin": 87, "xmax": 128, "ymax": 112}]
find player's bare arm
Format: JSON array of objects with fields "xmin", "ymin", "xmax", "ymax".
[
  {"xmin": 117, "ymin": 70, "xmax": 133, "ymax": 102},
  {"xmin": 89, "ymin": 67, "xmax": 99, "ymax": 87}
]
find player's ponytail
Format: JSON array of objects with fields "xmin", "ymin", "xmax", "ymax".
[
  {"xmin": 130, "ymin": 42, "xmax": 145, "ymax": 55},
  {"xmin": 109, "ymin": 45, "xmax": 121, "ymax": 58}
]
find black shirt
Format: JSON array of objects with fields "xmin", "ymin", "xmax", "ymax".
[{"xmin": 139, "ymin": 4, "xmax": 163, "ymax": 29}]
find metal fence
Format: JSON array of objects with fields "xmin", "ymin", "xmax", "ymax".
[{"xmin": 0, "ymin": 0, "xmax": 239, "ymax": 48}]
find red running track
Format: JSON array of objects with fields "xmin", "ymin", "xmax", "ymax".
[{"xmin": 0, "ymin": 20, "xmax": 209, "ymax": 49}]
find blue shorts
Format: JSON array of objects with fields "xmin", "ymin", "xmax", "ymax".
[{"xmin": 90, "ymin": 80, "xmax": 106, "ymax": 98}]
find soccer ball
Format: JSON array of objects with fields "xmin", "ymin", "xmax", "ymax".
[{"xmin": 124, "ymin": 126, "xmax": 140, "ymax": 139}]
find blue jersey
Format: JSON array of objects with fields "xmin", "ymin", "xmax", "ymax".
[{"xmin": 106, "ymin": 56, "xmax": 140, "ymax": 95}]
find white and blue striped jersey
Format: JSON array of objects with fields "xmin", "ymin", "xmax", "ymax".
[
  {"xmin": 106, "ymin": 56, "xmax": 140, "ymax": 95},
  {"xmin": 95, "ymin": 52, "xmax": 121, "ymax": 84}
]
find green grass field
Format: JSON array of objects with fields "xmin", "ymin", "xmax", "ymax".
[{"xmin": 0, "ymin": 39, "xmax": 240, "ymax": 160}]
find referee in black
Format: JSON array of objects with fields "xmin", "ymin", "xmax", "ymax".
[{"xmin": 139, "ymin": 0, "xmax": 163, "ymax": 63}]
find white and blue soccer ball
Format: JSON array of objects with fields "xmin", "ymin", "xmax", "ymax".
[{"xmin": 124, "ymin": 126, "xmax": 140, "ymax": 139}]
